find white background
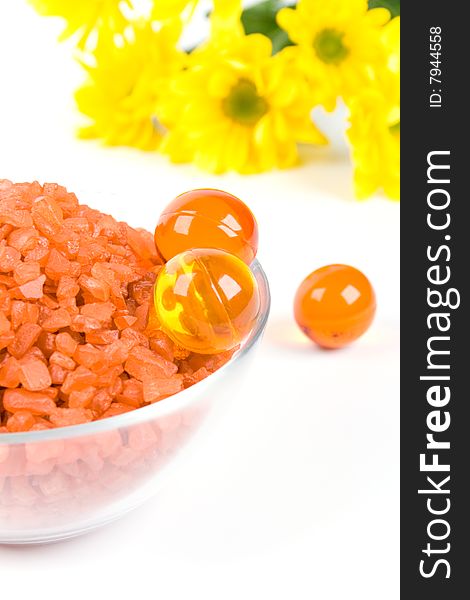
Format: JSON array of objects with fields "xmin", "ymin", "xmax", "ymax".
[{"xmin": 0, "ymin": 3, "xmax": 399, "ymax": 598}]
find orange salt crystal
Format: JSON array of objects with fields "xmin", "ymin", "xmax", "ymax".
[
  {"xmin": 36, "ymin": 331, "xmax": 56, "ymax": 358},
  {"xmin": 3, "ymin": 389, "xmax": 57, "ymax": 416},
  {"xmin": 85, "ymin": 329, "xmax": 119, "ymax": 345},
  {"xmin": 45, "ymin": 248, "xmax": 73, "ymax": 280},
  {"xmin": 6, "ymin": 410, "xmax": 36, "ymax": 433},
  {"xmin": 90, "ymin": 389, "xmax": 113, "ymax": 414},
  {"xmin": 80, "ymin": 301, "xmax": 115, "ymax": 322},
  {"xmin": 117, "ymin": 378, "xmax": 144, "ymax": 407},
  {"xmin": 49, "ymin": 363, "xmax": 69, "ymax": 384},
  {"xmin": 0, "ymin": 331, "xmax": 15, "ymax": 350},
  {"xmin": 61, "ymin": 365, "xmax": 98, "ymax": 394},
  {"xmin": 49, "ymin": 408, "xmax": 93, "ymax": 427},
  {"xmin": 31, "ymin": 195, "xmax": 64, "ymax": 236},
  {"xmin": 102, "ymin": 339, "xmax": 131, "ymax": 366},
  {"xmin": 114, "ymin": 314, "xmax": 137, "ymax": 330},
  {"xmin": 0, "ymin": 245, "xmax": 21, "ymax": 271},
  {"xmin": 7, "ymin": 227, "xmax": 40, "ymax": 253},
  {"xmin": 10, "ymin": 300, "xmax": 40, "ymax": 329},
  {"xmin": 125, "ymin": 345, "xmax": 177, "ymax": 381},
  {"xmin": 78, "ymin": 274, "xmax": 111, "ymax": 301},
  {"xmin": 55, "ymin": 332, "xmax": 78, "ymax": 355},
  {"xmin": 13, "ymin": 261, "xmax": 41, "ymax": 285},
  {"xmin": 41, "ymin": 308, "xmax": 72, "ymax": 332},
  {"xmin": 70, "ymin": 314, "xmax": 102, "ymax": 333},
  {"xmin": 18, "ymin": 274, "xmax": 46, "ymax": 299},
  {"xmin": 7, "ymin": 322, "xmax": 42, "ymax": 358},
  {"xmin": 68, "ymin": 386, "xmax": 96, "ymax": 409},
  {"xmin": 56, "ymin": 275, "xmax": 80, "ymax": 300},
  {"xmin": 49, "ymin": 351, "xmax": 76, "ymax": 371},
  {"xmin": 19, "ymin": 357, "xmax": 52, "ymax": 391},
  {"xmin": 0, "ymin": 310, "xmax": 10, "ymax": 334},
  {"xmin": 100, "ymin": 402, "xmax": 135, "ymax": 419},
  {"xmin": 183, "ymin": 366, "xmax": 211, "ymax": 388},
  {"xmin": 143, "ymin": 376, "xmax": 184, "ymax": 403},
  {"xmin": 0, "ymin": 356, "xmax": 21, "ymax": 387},
  {"xmin": 74, "ymin": 344, "xmax": 107, "ymax": 370},
  {"xmin": 148, "ymin": 330, "xmax": 175, "ymax": 362}
]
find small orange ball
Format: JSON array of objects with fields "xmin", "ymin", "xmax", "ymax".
[
  {"xmin": 294, "ymin": 264, "xmax": 376, "ymax": 349},
  {"xmin": 154, "ymin": 189, "xmax": 258, "ymax": 265},
  {"xmin": 154, "ymin": 248, "xmax": 260, "ymax": 354}
]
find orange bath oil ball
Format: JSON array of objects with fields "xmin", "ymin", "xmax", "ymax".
[
  {"xmin": 154, "ymin": 189, "xmax": 258, "ymax": 265},
  {"xmin": 154, "ymin": 248, "xmax": 261, "ymax": 354},
  {"xmin": 294, "ymin": 264, "xmax": 376, "ymax": 349}
]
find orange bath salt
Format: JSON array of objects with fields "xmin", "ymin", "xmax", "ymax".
[
  {"xmin": 0, "ymin": 310, "xmax": 10, "ymax": 334},
  {"xmin": 7, "ymin": 227, "xmax": 40, "ymax": 254},
  {"xmin": 1, "ymin": 180, "xmax": 242, "ymax": 434},
  {"xmin": 56, "ymin": 275, "xmax": 80, "ymax": 301},
  {"xmin": 78, "ymin": 274, "xmax": 110, "ymax": 301},
  {"xmin": 61, "ymin": 365, "xmax": 98, "ymax": 394},
  {"xmin": 31, "ymin": 195, "xmax": 64, "ymax": 237},
  {"xmin": 18, "ymin": 274, "xmax": 46, "ymax": 299},
  {"xmin": 70, "ymin": 314, "xmax": 102, "ymax": 333},
  {"xmin": 100, "ymin": 402, "xmax": 135, "ymax": 419},
  {"xmin": 114, "ymin": 314, "xmax": 138, "ymax": 330},
  {"xmin": 36, "ymin": 330, "xmax": 56, "ymax": 358},
  {"xmin": 55, "ymin": 331, "xmax": 78, "ymax": 356},
  {"xmin": 86, "ymin": 329, "xmax": 119, "ymax": 345},
  {"xmin": 3, "ymin": 389, "xmax": 57, "ymax": 416},
  {"xmin": 49, "ymin": 363, "xmax": 68, "ymax": 384},
  {"xmin": 143, "ymin": 376, "xmax": 184, "ymax": 403},
  {"xmin": 0, "ymin": 331, "xmax": 15, "ymax": 351},
  {"xmin": 49, "ymin": 408, "xmax": 93, "ymax": 427},
  {"xmin": 67, "ymin": 386, "xmax": 96, "ymax": 409},
  {"xmin": 74, "ymin": 344, "xmax": 107, "ymax": 370},
  {"xmin": 6, "ymin": 411, "xmax": 36, "ymax": 433},
  {"xmin": 0, "ymin": 244, "xmax": 21, "ymax": 272},
  {"xmin": 19, "ymin": 356, "xmax": 52, "ymax": 391},
  {"xmin": 0, "ymin": 356, "xmax": 21, "ymax": 387},
  {"xmin": 13, "ymin": 261, "xmax": 41, "ymax": 285},
  {"xmin": 49, "ymin": 351, "xmax": 76, "ymax": 371},
  {"xmin": 7, "ymin": 322, "xmax": 42, "ymax": 358},
  {"xmin": 10, "ymin": 300, "xmax": 40, "ymax": 330},
  {"xmin": 41, "ymin": 307, "xmax": 72, "ymax": 332},
  {"xmin": 117, "ymin": 378, "xmax": 144, "ymax": 407},
  {"xmin": 90, "ymin": 389, "xmax": 113, "ymax": 414},
  {"xmin": 125, "ymin": 345, "xmax": 177, "ymax": 381},
  {"xmin": 80, "ymin": 301, "xmax": 115, "ymax": 322},
  {"xmin": 45, "ymin": 248, "xmax": 73, "ymax": 280}
]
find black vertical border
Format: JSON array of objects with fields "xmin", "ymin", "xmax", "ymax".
[{"xmin": 401, "ymin": 2, "xmax": 468, "ymax": 597}]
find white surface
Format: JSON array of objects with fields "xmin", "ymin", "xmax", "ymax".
[{"xmin": 0, "ymin": 3, "xmax": 399, "ymax": 599}]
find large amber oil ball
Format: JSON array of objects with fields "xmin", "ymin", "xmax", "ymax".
[
  {"xmin": 294, "ymin": 264, "xmax": 376, "ymax": 349},
  {"xmin": 154, "ymin": 248, "xmax": 261, "ymax": 354},
  {"xmin": 154, "ymin": 189, "xmax": 258, "ymax": 265}
]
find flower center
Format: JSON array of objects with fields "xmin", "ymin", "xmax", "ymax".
[
  {"xmin": 222, "ymin": 78, "xmax": 268, "ymax": 126},
  {"xmin": 313, "ymin": 29, "xmax": 349, "ymax": 65}
]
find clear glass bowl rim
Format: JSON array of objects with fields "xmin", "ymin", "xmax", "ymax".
[{"xmin": 0, "ymin": 259, "xmax": 270, "ymax": 446}]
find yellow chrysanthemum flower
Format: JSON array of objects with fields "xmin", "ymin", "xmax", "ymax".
[
  {"xmin": 151, "ymin": 0, "xmax": 197, "ymax": 22},
  {"xmin": 277, "ymin": 0, "xmax": 390, "ymax": 110},
  {"xmin": 347, "ymin": 17, "xmax": 400, "ymax": 200},
  {"xmin": 159, "ymin": 34, "xmax": 326, "ymax": 174},
  {"xmin": 29, "ymin": 0, "xmax": 131, "ymax": 49},
  {"xmin": 75, "ymin": 23, "xmax": 185, "ymax": 150}
]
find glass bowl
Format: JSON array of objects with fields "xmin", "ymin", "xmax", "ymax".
[{"xmin": 0, "ymin": 260, "xmax": 270, "ymax": 545}]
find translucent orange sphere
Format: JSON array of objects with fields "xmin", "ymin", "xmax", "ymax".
[
  {"xmin": 294, "ymin": 265, "xmax": 376, "ymax": 349},
  {"xmin": 154, "ymin": 248, "xmax": 261, "ymax": 354},
  {"xmin": 154, "ymin": 189, "xmax": 258, "ymax": 265}
]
